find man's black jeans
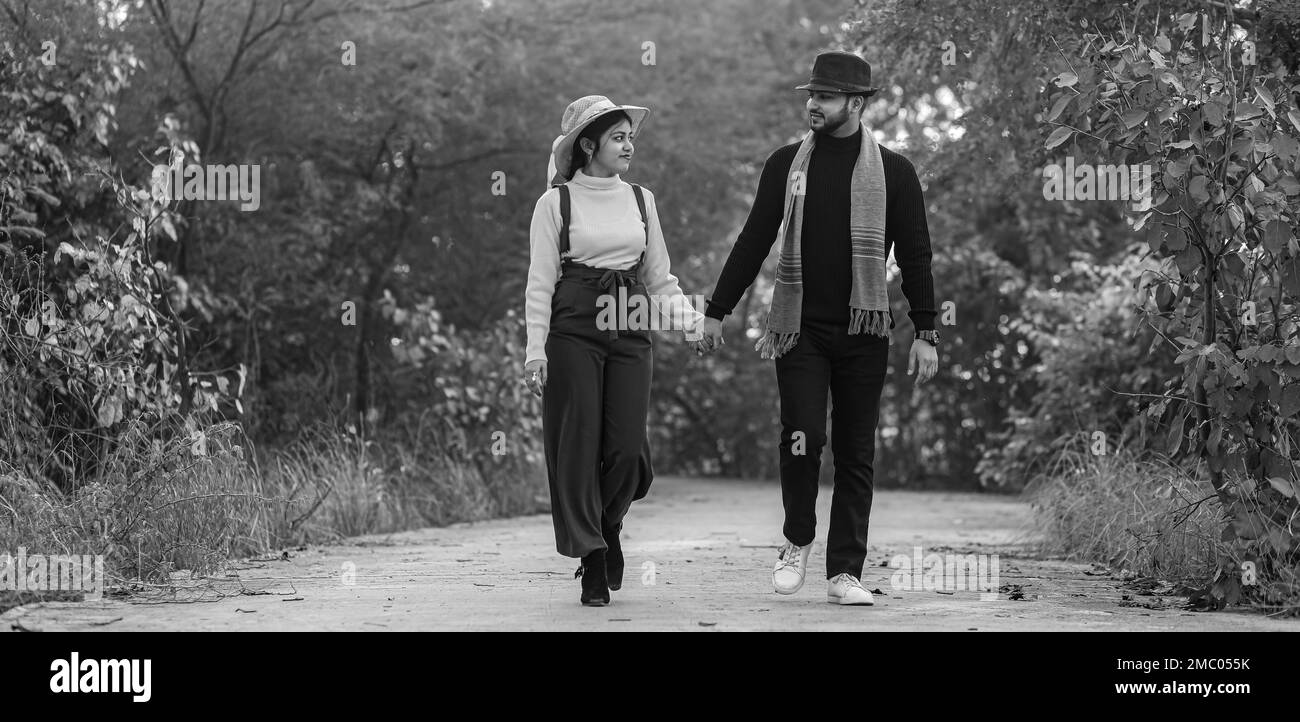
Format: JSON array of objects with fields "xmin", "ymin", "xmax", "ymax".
[{"xmin": 775, "ymin": 316, "xmax": 890, "ymax": 580}]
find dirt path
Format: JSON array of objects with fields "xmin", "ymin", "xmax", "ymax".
[{"xmin": 3, "ymin": 476, "xmax": 1294, "ymax": 631}]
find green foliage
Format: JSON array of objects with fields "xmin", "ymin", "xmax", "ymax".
[
  {"xmin": 385, "ymin": 304, "xmax": 546, "ymax": 514},
  {"xmin": 1, "ymin": 11, "xmax": 139, "ymax": 254},
  {"xmin": 1189, "ymin": 470, "xmax": 1300, "ymax": 612},
  {"xmin": 1256, "ymin": 0, "xmax": 1300, "ymax": 74},
  {"xmin": 977, "ymin": 247, "xmax": 1175, "ymax": 486},
  {"xmin": 1, "ymin": 19, "xmax": 231, "ymax": 488},
  {"xmin": 1, "ymin": 235, "xmax": 213, "ymax": 486},
  {"xmin": 1043, "ymin": 7, "xmax": 1300, "ymax": 611},
  {"xmin": 1, "ymin": 1, "xmax": 549, "ymax": 593}
]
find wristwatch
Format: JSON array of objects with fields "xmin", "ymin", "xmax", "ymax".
[{"xmin": 915, "ymin": 329, "xmax": 940, "ymax": 347}]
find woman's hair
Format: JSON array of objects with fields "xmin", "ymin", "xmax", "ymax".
[{"xmin": 566, "ymin": 110, "xmax": 632, "ymax": 180}]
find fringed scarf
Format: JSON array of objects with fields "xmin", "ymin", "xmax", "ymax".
[{"xmin": 754, "ymin": 121, "xmax": 890, "ymax": 360}]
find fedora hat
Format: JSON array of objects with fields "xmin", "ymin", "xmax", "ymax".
[
  {"xmin": 795, "ymin": 50, "xmax": 881, "ymax": 95},
  {"xmin": 547, "ymin": 95, "xmax": 649, "ymax": 186}
]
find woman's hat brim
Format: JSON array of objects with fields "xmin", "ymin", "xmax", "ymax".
[{"xmin": 550, "ymin": 105, "xmax": 648, "ymax": 185}]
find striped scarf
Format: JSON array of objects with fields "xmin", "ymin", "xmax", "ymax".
[{"xmin": 754, "ymin": 121, "xmax": 890, "ymax": 360}]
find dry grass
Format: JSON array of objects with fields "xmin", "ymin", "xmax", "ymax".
[
  {"xmin": 0, "ymin": 414, "xmax": 547, "ymax": 607},
  {"xmin": 1025, "ymin": 433, "xmax": 1223, "ymax": 584},
  {"xmin": 0, "ymin": 416, "xmax": 274, "ymax": 600}
]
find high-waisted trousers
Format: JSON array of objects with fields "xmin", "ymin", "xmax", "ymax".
[{"xmin": 543, "ymin": 260, "xmax": 654, "ymax": 558}]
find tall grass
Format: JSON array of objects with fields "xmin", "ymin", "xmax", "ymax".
[
  {"xmin": 0, "ymin": 413, "xmax": 546, "ymax": 606},
  {"xmin": 1, "ymin": 416, "xmax": 273, "ymax": 587},
  {"xmin": 260, "ymin": 417, "xmax": 544, "ymax": 544},
  {"xmin": 1026, "ymin": 433, "xmax": 1222, "ymax": 583}
]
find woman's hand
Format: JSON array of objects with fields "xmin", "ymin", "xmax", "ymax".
[
  {"xmin": 691, "ymin": 317, "xmax": 723, "ymax": 356},
  {"xmin": 524, "ymin": 359, "xmax": 547, "ymax": 398}
]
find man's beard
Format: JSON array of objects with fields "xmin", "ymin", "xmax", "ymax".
[{"xmin": 811, "ymin": 106, "xmax": 851, "ymax": 135}]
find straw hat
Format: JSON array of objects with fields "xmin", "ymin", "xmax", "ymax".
[{"xmin": 546, "ymin": 95, "xmax": 649, "ymax": 187}]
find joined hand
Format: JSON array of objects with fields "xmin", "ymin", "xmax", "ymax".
[{"xmin": 691, "ymin": 318, "xmax": 724, "ymax": 356}]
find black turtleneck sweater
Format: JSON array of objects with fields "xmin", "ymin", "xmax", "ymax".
[{"xmin": 706, "ymin": 128, "xmax": 936, "ymax": 331}]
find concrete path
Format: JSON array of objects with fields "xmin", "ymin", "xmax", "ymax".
[{"xmin": 3, "ymin": 476, "xmax": 1294, "ymax": 631}]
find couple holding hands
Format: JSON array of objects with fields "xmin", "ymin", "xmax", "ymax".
[{"xmin": 522, "ymin": 51, "xmax": 940, "ymax": 606}]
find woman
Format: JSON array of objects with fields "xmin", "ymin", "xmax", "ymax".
[{"xmin": 524, "ymin": 95, "xmax": 704, "ymax": 606}]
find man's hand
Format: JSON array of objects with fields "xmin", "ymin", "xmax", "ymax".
[
  {"xmin": 696, "ymin": 317, "xmax": 724, "ymax": 356},
  {"xmin": 907, "ymin": 339, "xmax": 938, "ymax": 384},
  {"xmin": 524, "ymin": 359, "xmax": 547, "ymax": 397}
]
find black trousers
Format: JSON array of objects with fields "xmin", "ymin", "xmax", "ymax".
[
  {"xmin": 775, "ymin": 317, "xmax": 890, "ymax": 580},
  {"xmin": 542, "ymin": 263, "xmax": 654, "ymax": 559}
]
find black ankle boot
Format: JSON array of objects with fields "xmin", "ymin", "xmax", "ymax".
[
  {"xmin": 603, "ymin": 522, "xmax": 624, "ymax": 591},
  {"xmin": 575, "ymin": 549, "xmax": 610, "ymax": 606}
]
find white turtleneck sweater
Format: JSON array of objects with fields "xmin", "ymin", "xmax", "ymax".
[{"xmin": 525, "ymin": 169, "xmax": 703, "ymax": 364}]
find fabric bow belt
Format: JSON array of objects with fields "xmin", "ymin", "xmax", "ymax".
[
  {"xmin": 598, "ymin": 267, "xmax": 639, "ymax": 292},
  {"xmin": 562, "ymin": 260, "xmax": 644, "ymax": 341}
]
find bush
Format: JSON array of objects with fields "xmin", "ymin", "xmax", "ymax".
[
  {"xmin": 1191, "ymin": 470, "xmax": 1300, "ymax": 614},
  {"xmin": 378, "ymin": 301, "xmax": 548, "ymax": 518},
  {"xmin": 977, "ymin": 246, "xmax": 1173, "ymax": 489},
  {"xmin": 1027, "ymin": 433, "xmax": 1221, "ymax": 583},
  {"xmin": 1028, "ymin": 433, "xmax": 1300, "ymax": 615}
]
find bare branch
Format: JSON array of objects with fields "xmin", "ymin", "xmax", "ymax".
[
  {"xmin": 301, "ymin": 0, "xmax": 450, "ymax": 25},
  {"xmin": 145, "ymin": 0, "xmax": 212, "ymax": 121},
  {"xmin": 182, "ymin": 0, "xmax": 206, "ymax": 52},
  {"xmin": 422, "ymin": 148, "xmax": 529, "ymax": 173}
]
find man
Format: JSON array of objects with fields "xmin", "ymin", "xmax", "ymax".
[{"xmin": 699, "ymin": 50, "xmax": 939, "ymax": 605}]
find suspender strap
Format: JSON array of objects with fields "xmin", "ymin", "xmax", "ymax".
[
  {"xmin": 630, "ymin": 184, "xmax": 647, "ymax": 231},
  {"xmin": 555, "ymin": 182, "xmax": 647, "ymax": 262},
  {"xmin": 630, "ymin": 183, "xmax": 647, "ymax": 265},
  {"xmin": 557, "ymin": 184, "xmax": 571, "ymax": 257}
]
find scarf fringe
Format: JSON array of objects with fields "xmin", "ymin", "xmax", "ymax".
[
  {"xmin": 849, "ymin": 308, "xmax": 891, "ymax": 337},
  {"xmin": 754, "ymin": 330, "xmax": 799, "ymax": 360}
]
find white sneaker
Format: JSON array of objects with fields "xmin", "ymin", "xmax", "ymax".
[
  {"xmin": 772, "ymin": 540, "xmax": 812, "ymax": 594},
  {"xmin": 827, "ymin": 573, "xmax": 875, "ymax": 606}
]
